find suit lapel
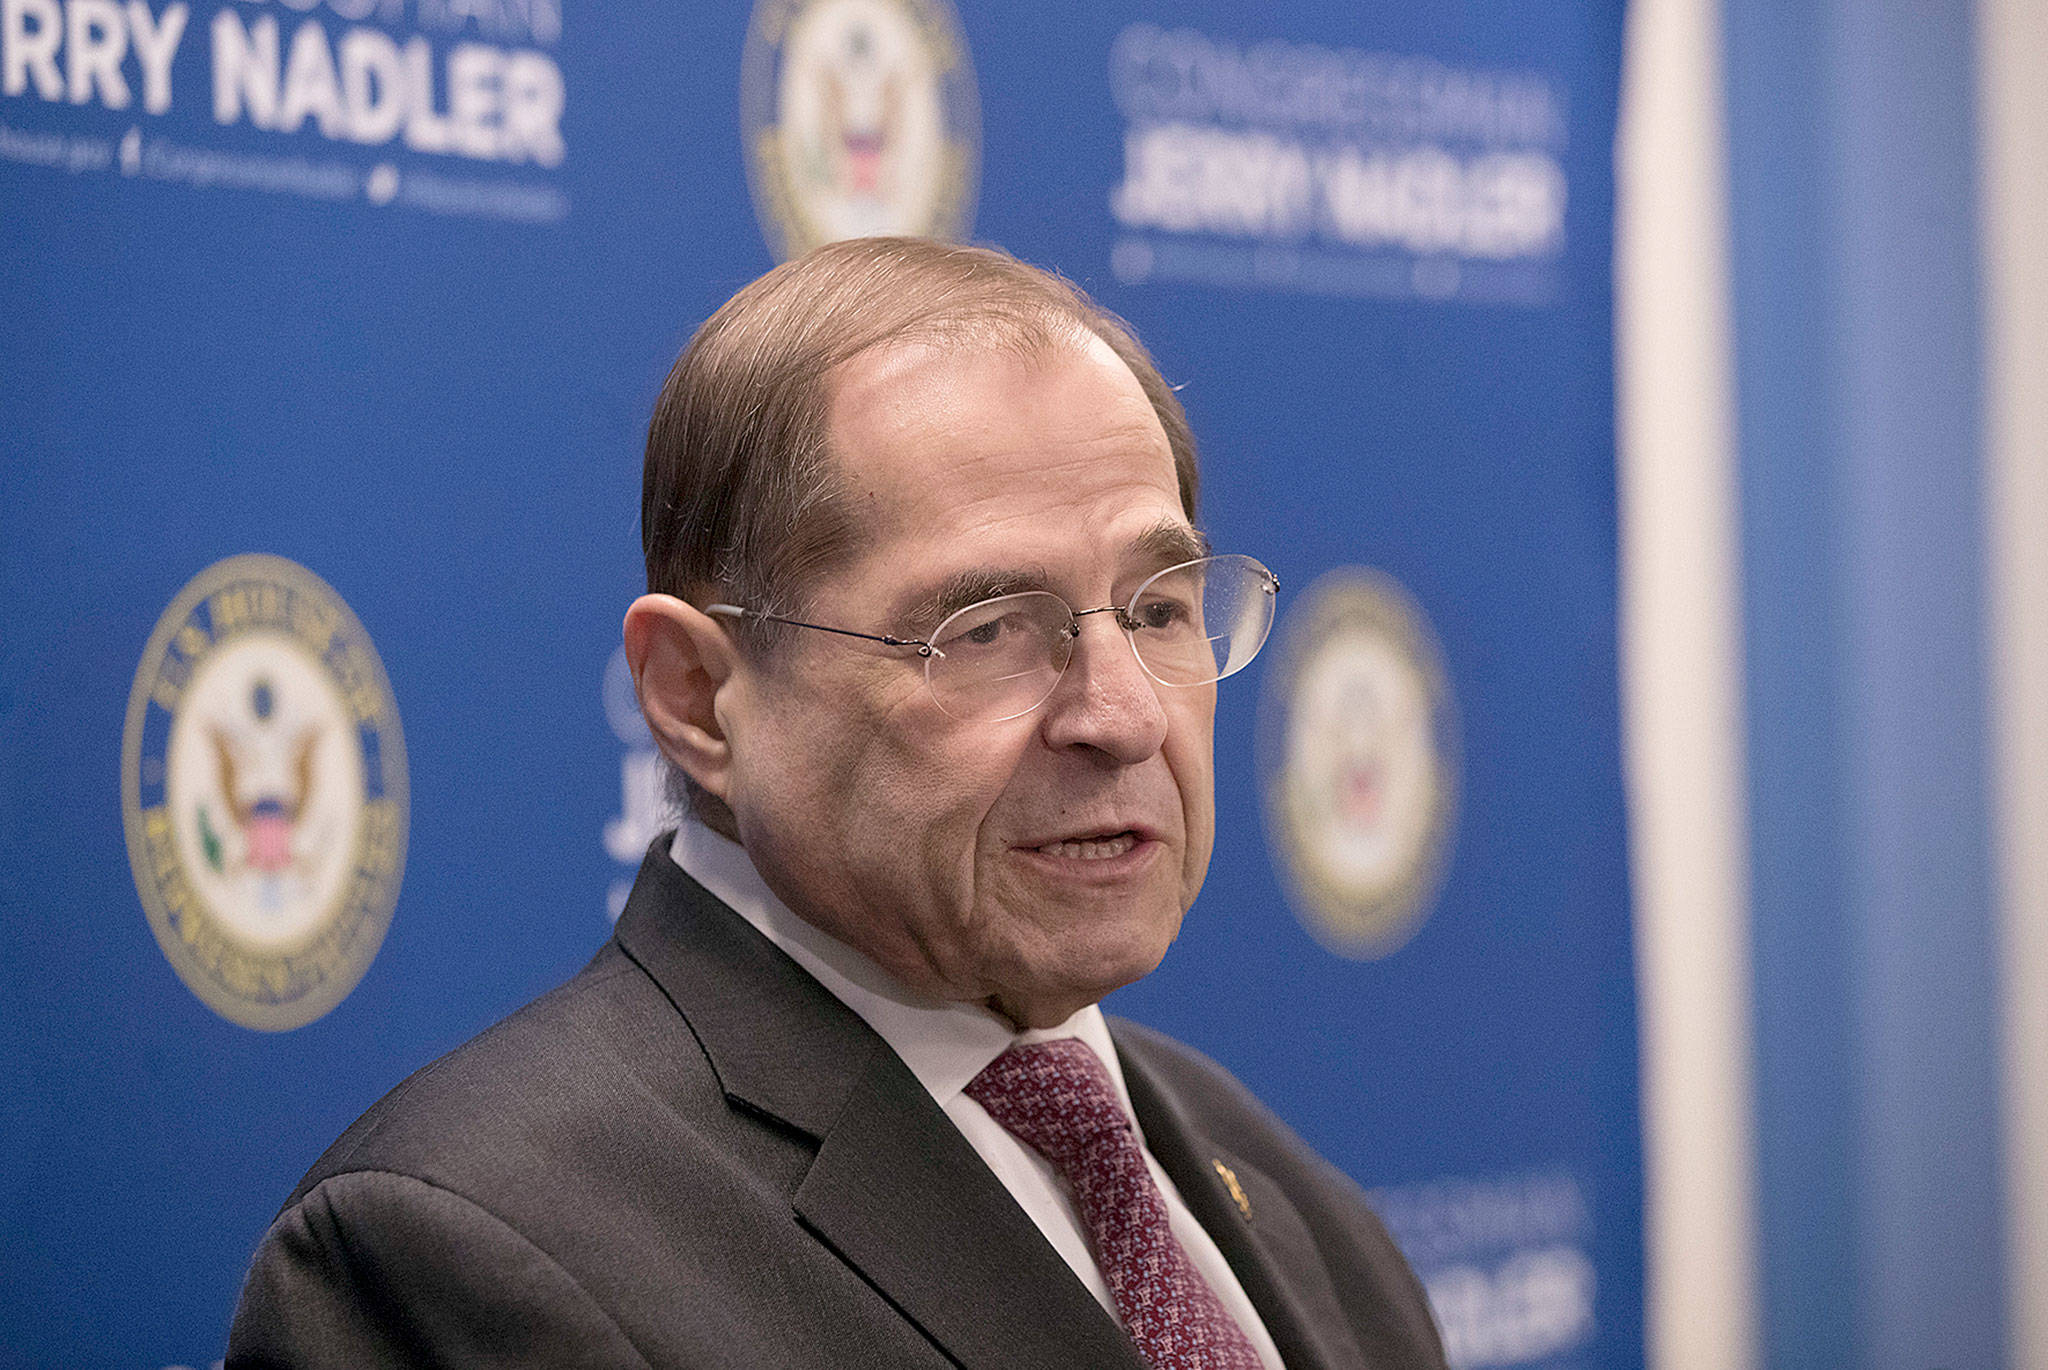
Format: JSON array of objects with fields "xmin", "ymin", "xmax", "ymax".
[
  {"xmin": 1115, "ymin": 1030, "xmax": 1372, "ymax": 1370},
  {"xmin": 793, "ymin": 1039, "xmax": 1148, "ymax": 1370},
  {"xmin": 613, "ymin": 842, "xmax": 1144, "ymax": 1370}
]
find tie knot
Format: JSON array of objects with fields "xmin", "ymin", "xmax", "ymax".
[{"xmin": 964, "ymin": 1039, "xmax": 1132, "ymax": 1164}]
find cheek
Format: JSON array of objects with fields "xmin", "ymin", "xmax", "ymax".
[
  {"xmin": 1165, "ymin": 692, "xmax": 1218, "ymax": 893},
  {"xmin": 842, "ymin": 712, "xmax": 1032, "ymax": 897},
  {"xmin": 726, "ymin": 673, "xmax": 878, "ymax": 865}
]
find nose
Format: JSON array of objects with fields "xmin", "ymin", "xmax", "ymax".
[{"xmin": 1036, "ymin": 614, "xmax": 1169, "ymax": 763}]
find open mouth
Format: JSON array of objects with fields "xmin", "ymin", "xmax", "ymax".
[{"xmin": 1034, "ymin": 832, "xmax": 1140, "ymax": 861}]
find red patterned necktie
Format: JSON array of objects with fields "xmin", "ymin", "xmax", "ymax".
[{"xmin": 965, "ymin": 1039, "xmax": 1266, "ymax": 1370}]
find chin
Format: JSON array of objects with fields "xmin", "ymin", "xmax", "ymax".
[{"xmin": 1008, "ymin": 918, "xmax": 1180, "ymax": 1024}]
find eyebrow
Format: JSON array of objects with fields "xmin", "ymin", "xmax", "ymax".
[
  {"xmin": 894, "ymin": 520, "xmax": 1212, "ymax": 635},
  {"xmin": 899, "ymin": 566, "xmax": 1055, "ymax": 635},
  {"xmin": 1131, "ymin": 519, "xmax": 1212, "ymax": 568}
]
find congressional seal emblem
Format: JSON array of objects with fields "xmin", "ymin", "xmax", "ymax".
[
  {"xmin": 740, "ymin": 0, "xmax": 980, "ymax": 261},
  {"xmin": 1258, "ymin": 568, "xmax": 1458, "ymax": 958},
  {"xmin": 121, "ymin": 555, "xmax": 409, "ymax": 1030}
]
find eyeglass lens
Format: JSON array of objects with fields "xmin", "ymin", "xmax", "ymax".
[{"xmin": 924, "ymin": 554, "xmax": 1277, "ymax": 722}]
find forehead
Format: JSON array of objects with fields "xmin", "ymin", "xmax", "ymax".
[{"xmin": 822, "ymin": 333, "xmax": 1187, "ymax": 565}]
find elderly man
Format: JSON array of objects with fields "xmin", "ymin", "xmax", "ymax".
[{"xmin": 227, "ymin": 239, "xmax": 1446, "ymax": 1370}]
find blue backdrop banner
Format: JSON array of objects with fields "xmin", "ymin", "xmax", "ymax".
[{"xmin": 1, "ymin": 1, "xmax": 1635, "ymax": 1365}]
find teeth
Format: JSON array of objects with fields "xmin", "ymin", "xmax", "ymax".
[{"xmin": 1037, "ymin": 833, "xmax": 1137, "ymax": 861}]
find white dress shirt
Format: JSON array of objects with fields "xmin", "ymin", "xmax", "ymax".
[{"xmin": 670, "ymin": 819, "xmax": 1285, "ymax": 1370}]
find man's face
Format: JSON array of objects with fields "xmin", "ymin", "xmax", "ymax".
[{"xmin": 717, "ymin": 332, "xmax": 1217, "ymax": 1028}]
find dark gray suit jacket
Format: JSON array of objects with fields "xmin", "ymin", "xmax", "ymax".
[{"xmin": 227, "ymin": 842, "xmax": 1446, "ymax": 1369}]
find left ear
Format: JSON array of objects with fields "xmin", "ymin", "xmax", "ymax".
[{"xmin": 622, "ymin": 594, "xmax": 743, "ymax": 802}]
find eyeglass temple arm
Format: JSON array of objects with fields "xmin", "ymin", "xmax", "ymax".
[{"xmin": 704, "ymin": 604, "xmax": 936, "ymax": 657}]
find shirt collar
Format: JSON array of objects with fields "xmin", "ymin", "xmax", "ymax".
[{"xmin": 667, "ymin": 817, "xmax": 1138, "ymax": 1116}]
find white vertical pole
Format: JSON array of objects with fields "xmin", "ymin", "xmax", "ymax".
[
  {"xmin": 1978, "ymin": 2, "xmax": 2048, "ymax": 1365},
  {"xmin": 1615, "ymin": 0, "xmax": 1762, "ymax": 1367}
]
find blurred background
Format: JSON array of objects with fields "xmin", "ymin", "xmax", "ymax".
[
  {"xmin": 1, "ymin": 0, "xmax": 2040, "ymax": 1367},
  {"xmin": 1621, "ymin": 1, "xmax": 2044, "ymax": 1368}
]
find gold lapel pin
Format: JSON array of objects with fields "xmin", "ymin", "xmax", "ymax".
[{"xmin": 1212, "ymin": 1159, "xmax": 1252, "ymax": 1219}]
